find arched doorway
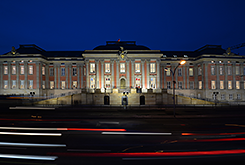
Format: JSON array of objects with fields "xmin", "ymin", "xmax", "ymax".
[{"xmin": 120, "ymin": 78, "xmax": 126, "ymax": 89}]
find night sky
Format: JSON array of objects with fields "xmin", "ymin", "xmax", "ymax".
[{"xmin": 1, "ymin": 0, "xmax": 245, "ymax": 55}]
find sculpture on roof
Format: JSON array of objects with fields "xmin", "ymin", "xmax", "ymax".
[{"xmin": 118, "ymin": 46, "xmax": 127, "ymax": 60}]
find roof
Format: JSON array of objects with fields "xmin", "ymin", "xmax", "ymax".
[{"xmin": 93, "ymin": 41, "xmax": 151, "ymax": 50}]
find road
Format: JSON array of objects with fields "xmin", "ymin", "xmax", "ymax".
[{"xmin": 0, "ymin": 106, "xmax": 245, "ymax": 164}]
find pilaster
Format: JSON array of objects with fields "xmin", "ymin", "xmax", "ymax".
[
  {"xmin": 142, "ymin": 61, "xmax": 145, "ymax": 88},
  {"xmin": 157, "ymin": 60, "xmax": 160, "ymax": 88},
  {"xmin": 126, "ymin": 60, "xmax": 130, "ymax": 87},
  {"xmin": 101, "ymin": 61, "xmax": 104, "ymax": 88},
  {"xmin": 131, "ymin": 61, "xmax": 134, "ymax": 87},
  {"xmin": 96, "ymin": 60, "xmax": 99, "ymax": 88},
  {"xmin": 146, "ymin": 60, "xmax": 149, "ymax": 88}
]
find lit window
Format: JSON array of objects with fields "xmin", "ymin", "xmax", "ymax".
[
  {"xmin": 90, "ymin": 63, "xmax": 95, "ymax": 73},
  {"xmin": 4, "ymin": 66, "xmax": 8, "ymax": 74},
  {"xmin": 189, "ymin": 68, "xmax": 193, "ymax": 76},
  {"xmin": 236, "ymin": 66, "xmax": 240, "ymax": 75},
  {"xmin": 4, "ymin": 80, "xmax": 8, "ymax": 89},
  {"xmin": 135, "ymin": 63, "xmax": 140, "ymax": 73},
  {"xmin": 178, "ymin": 81, "xmax": 182, "ymax": 89},
  {"xmin": 120, "ymin": 63, "xmax": 125, "ymax": 73},
  {"xmin": 237, "ymin": 94, "xmax": 241, "ymax": 100},
  {"xmin": 178, "ymin": 68, "xmax": 182, "ymax": 76},
  {"xmin": 219, "ymin": 66, "xmax": 223, "ymax": 75},
  {"xmin": 220, "ymin": 81, "xmax": 224, "ymax": 89},
  {"xmin": 105, "ymin": 63, "xmax": 110, "ymax": 73},
  {"xmin": 190, "ymin": 81, "xmax": 194, "ymax": 89},
  {"xmin": 73, "ymin": 81, "xmax": 77, "ymax": 88},
  {"xmin": 61, "ymin": 81, "xmax": 65, "ymax": 89},
  {"xmin": 135, "ymin": 78, "xmax": 140, "ymax": 88},
  {"xmin": 199, "ymin": 81, "xmax": 202, "ymax": 89},
  {"xmin": 150, "ymin": 77, "xmax": 156, "ymax": 88},
  {"xmin": 41, "ymin": 66, "xmax": 45, "ymax": 75},
  {"xmin": 29, "ymin": 80, "xmax": 33, "ymax": 89},
  {"xmin": 50, "ymin": 81, "xmax": 54, "ymax": 89},
  {"xmin": 105, "ymin": 78, "xmax": 111, "ymax": 88},
  {"xmin": 211, "ymin": 80, "xmax": 216, "ymax": 89},
  {"xmin": 12, "ymin": 80, "xmax": 16, "ymax": 89},
  {"xmin": 236, "ymin": 81, "xmax": 240, "ymax": 89},
  {"xmin": 20, "ymin": 66, "xmax": 24, "ymax": 74},
  {"xmin": 221, "ymin": 94, "xmax": 225, "ymax": 100},
  {"xmin": 167, "ymin": 81, "xmax": 171, "ymax": 89},
  {"xmin": 49, "ymin": 68, "xmax": 54, "ymax": 76},
  {"xmin": 150, "ymin": 63, "xmax": 155, "ymax": 73},
  {"xmin": 90, "ymin": 78, "xmax": 95, "ymax": 88},
  {"xmin": 211, "ymin": 66, "xmax": 215, "ymax": 75},
  {"xmin": 42, "ymin": 81, "xmax": 45, "ymax": 89},
  {"xmin": 29, "ymin": 65, "xmax": 33, "ymax": 74},
  {"xmin": 229, "ymin": 94, "xmax": 233, "ymax": 100},
  {"xmin": 20, "ymin": 80, "xmax": 24, "ymax": 89},
  {"xmin": 73, "ymin": 68, "xmax": 77, "ymax": 76},
  {"xmin": 12, "ymin": 66, "xmax": 16, "ymax": 74},
  {"xmin": 166, "ymin": 68, "xmax": 170, "ymax": 76},
  {"xmin": 61, "ymin": 68, "xmax": 65, "ymax": 76},
  {"xmin": 228, "ymin": 81, "xmax": 232, "ymax": 89},
  {"xmin": 227, "ymin": 66, "xmax": 232, "ymax": 75}
]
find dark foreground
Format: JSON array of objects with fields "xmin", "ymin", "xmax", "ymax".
[{"xmin": 0, "ymin": 105, "xmax": 245, "ymax": 165}]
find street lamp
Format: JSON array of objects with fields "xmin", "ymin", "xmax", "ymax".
[{"xmin": 165, "ymin": 60, "xmax": 186, "ymax": 117}]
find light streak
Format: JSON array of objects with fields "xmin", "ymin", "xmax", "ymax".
[
  {"xmin": 0, "ymin": 142, "xmax": 66, "ymax": 147},
  {"xmin": 101, "ymin": 132, "xmax": 172, "ymax": 135},
  {"xmin": 182, "ymin": 132, "xmax": 245, "ymax": 136},
  {"xmin": 9, "ymin": 106, "xmax": 55, "ymax": 110},
  {"xmin": 0, "ymin": 132, "xmax": 62, "ymax": 136},
  {"xmin": 0, "ymin": 154, "xmax": 57, "ymax": 160}
]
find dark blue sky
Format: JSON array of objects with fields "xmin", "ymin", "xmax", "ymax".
[{"xmin": 1, "ymin": 0, "xmax": 245, "ymax": 54}]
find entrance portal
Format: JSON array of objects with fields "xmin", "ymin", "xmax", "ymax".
[{"xmin": 120, "ymin": 78, "xmax": 126, "ymax": 89}]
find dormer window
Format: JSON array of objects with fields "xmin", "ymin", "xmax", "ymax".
[{"xmin": 173, "ymin": 55, "xmax": 177, "ymax": 58}]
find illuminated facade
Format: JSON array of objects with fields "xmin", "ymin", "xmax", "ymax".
[{"xmin": 0, "ymin": 41, "xmax": 245, "ymax": 105}]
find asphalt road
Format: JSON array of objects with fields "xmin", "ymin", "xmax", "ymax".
[{"xmin": 0, "ymin": 105, "xmax": 245, "ymax": 164}]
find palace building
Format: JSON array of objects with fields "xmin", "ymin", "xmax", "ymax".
[{"xmin": 0, "ymin": 41, "xmax": 245, "ymax": 105}]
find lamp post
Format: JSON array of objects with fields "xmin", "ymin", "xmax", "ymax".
[{"xmin": 165, "ymin": 60, "xmax": 186, "ymax": 117}]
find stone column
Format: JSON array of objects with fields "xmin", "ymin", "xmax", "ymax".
[
  {"xmin": 86, "ymin": 61, "xmax": 89, "ymax": 88},
  {"xmin": 8, "ymin": 62, "xmax": 11, "ymax": 89},
  {"xmin": 142, "ymin": 61, "xmax": 145, "ymax": 88},
  {"xmin": 69, "ymin": 65, "xmax": 72, "ymax": 89},
  {"xmin": 146, "ymin": 60, "xmax": 149, "ymax": 89},
  {"xmin": 101, "ymin": 61, "xmax": 104, "ymax": 89},
  {"xmin": 116, "ymin": 61, "xmax": 119, "ymax": 88},
  {"xmin": 65, "ymin": 64, "xmax": 68, "ymax": 89},
  {"xmin": 16, "ymin": 61, "xmax": 19, "ymax": 89},
  {"xmin": 186, "ymin": 65, "xmax": 189, "ymax": 89},
  {"xmin": 131, "ymin": 61, "xmax": 134, "ymax": 87},
  {"xmin": 126, "ymin": 60, "xmax": 130, "ymax": 87},
  {"xmin": 81, "ymin": 64, "xmax": 84, "ymax": 88},
  {"xmin": 77, "ymin": 65, "xmax": 80, "ymax": 89},
  {"xmin": 157, "ymin": 60, "xmax": 160, "ymax": 88},
  {"xmin": 205, "ymin": 62, "xmax": 208, "ymax": 90},
  {"xmin": 224, "ymin": 63, "xmax": 228, "ymax": 89},
  {"xmin": 111, "ymin": 60, "xmax": 114, "ymax": 88},
  {"xmin": 96, "ymin": 60, "xmax": 99, "ymax": 88},
  {"xmin": 54, "ymin": 64, "xmax": 57, "ymax": 89},
  {"xmin": 36, "ymin": 62, "xmax": 40, "ymax": 89},
  {"xmin": 216, "ymin": 63, "xmax": 219, "ymax": 89},
  {"xmin": 25, "ymin": 62, "xmax": 28, "ymax": 89},
  {"xmin": 232, "ymin": 62, "xmax": 235, "ymax": 89}
]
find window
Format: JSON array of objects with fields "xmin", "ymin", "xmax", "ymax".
[
  {"xmin": 135, "ymin": 78, "xmax": 140, "ymax": 88},
  {"xmin": 4, "ymin": 80, "xmax": 8, "ymax": 89},
  {"xmin": 150, "ymin": 63, "xmax": 156, "ymax": 73},
  {"xmin": 50, "ymin": 81, "xmax": 54, "ymax": 89},
  {"xmin": 189, "ymin": 68, "xmax": 193, "ymax": 76},
  {"xmin": 12, "ymin": 80, "xmax": 16, "ymax": 89},
  {"xmin": 236, "ymin": 66, "xmax": 240, "ymax": 75},
  {"xmin": 105, "ymin": 63, "xmax": 110, "ymax": 73},
  {"xmin": 12, "ymin": 66, "xmax": 16, "ymax": 74},
  {"xmin": 61, "ymin": 81, "xmax": 65, "ymax": 89},
  {"xmin": 73, "ymin": 81, "xmax": 77, "ymax": 88},
  {"xmin": 211, "ymin": 81, "xmax": 216, "ymax": 89},
  {"xmin": 227, "ymin": 66, "xmax": 232, "ymax": 75},
  {"xmin": 199, "ymin": 81, "xmax": 202, "ymax": 89},
  {"xmin": 90, "ymin": 78, "xmax": 95, "ymax": 88},
  {"xmin": 150, "ymin": 77, "xmax": 156, "ymax": 88},
  {"xmin": 4, "ymin": 66, "xmax": 8, "ymax": 74},
  {"xmin": 221, "ymin": 94, "xmax": 225, "ymax": 100},
  {"xmin": 50, "ymin": 68, "xmax": 54, "ymax": 76},
  {"xmin": 178, "ymin": 81, "xmax": 182, "ymax": 89},
  {"xmin": 90, "ymin": 63, "xmax": 95, "ymax": 73},
  {"xmin": 105, "ymin": 78, "xmax": 110, "ymax": 88},
  {"xmin": 73, "ymin": 68, "xmax": 77, "ymax": 76},
  {"xmin": 166, "ymin": 68, "xmax": 170, "ymax": 76},
  {"xmin": 229, "ymin": 94, "xmax": 233, "ymax": 100},
  {"xmin": 167, "ymin": 81, "xmax": 171, "ymax": 89},
  {"xmin": 120, "ymin": 63, "xmax": 125, "ymax": 73},
  {"xmin": 29, "ymin": 65, "xmax": 33, "ymax": 74},
  {"xmin": 20, "ymin": 80, "xmax": 24, "ymax": 89},
  {"xmin": 228, "ymin": 81, "xmax": 232, "ymax": 89},
  {"xmin": 20, "ymin": 66, "xmax": 24, "ymax": 74},
  {"xmin": 29, "ymin": 80, "xmax": 33, "ymax": 89},
  {"xmin": 135, "ymin": 63, "xmax": 140, "ymax": 73},
  {"xmin": 212, "ymin": 94, "xmax": 217, "ymax": 100},
  {"xmin": 42, "ymin": 81, "xmax": 45, "ymax": 89},
  {"xmin": 42, "ymin": 66, "xmax": 45, "ymax": 75},
  {"xmin": 211, "ymin": 66, "xmax": 215, "ymax": 75},
  {"xmin": 220, "ymin": 81, "xmax": 224, "ymax": 89},
  {"xmin": 236, "ymin": 81, "xmax": 240, "ymax": 89},
  {"xmin": 219, "ymin": 66, "xmax": 223, "ymax": 75},
  {"xmin": 198, "ymin": 67, "xmax": 202, "ymax": 75},
  {"xmin": 190, "ymin": 81, "xmax": 194, "ymax": 89},
  {"xmin": 178, "ymin": 68, "xmax": 182, "ymax": 76},
  {"xmin": 237, "ymin": 94, "xmax": 241, "ymax": 100},
  {"xmin": 61, "ymin": 68, "xmax": 65, "ymax": 76}
]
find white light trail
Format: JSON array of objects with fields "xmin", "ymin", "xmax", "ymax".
[
  {"xmin": 0, "ymin": 153, "xmax": 57, "ymax": 160},
  {"xmin": 9, "ymin": 106, "xmax": 55, "ymax": 110},
  {"xmin": 0, "ymin": 132, "xmax": 62, "ymax": 136},
  {"xmin": 0, "ymin": 142, "xmax": 66, "ymax": 147},
  {"xmin": 0, "ymin": 127, "xmax": 58, "ymax": 130},
  {"xmin": 101, "ymin": 132, "xmax": 172, "ymax": 135}
]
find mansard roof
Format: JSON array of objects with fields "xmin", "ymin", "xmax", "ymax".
[{"xmin": 93, "ymin": 41, "xmax": 151, "ymax": 50}]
